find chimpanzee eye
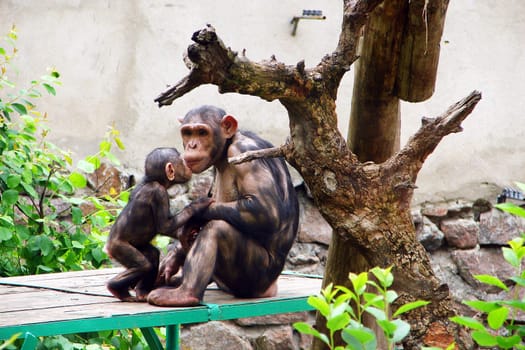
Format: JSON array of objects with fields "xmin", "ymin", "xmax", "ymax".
[{"xmin": 198, "ymin": 129, "xmax": 208, "ymax": 137}]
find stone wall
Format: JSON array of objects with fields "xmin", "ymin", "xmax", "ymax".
[{"xmin": 173, "ymin": 181, "xmax": 525, "ymax": 349}]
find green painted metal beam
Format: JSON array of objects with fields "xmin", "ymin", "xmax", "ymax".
[
  {"xmin": 165, "ymin": 324, "xmax": 180, "ymax": 350},
  {"xmin": 0, "ymin": 307, "xmax": 209, "ymax": 340},
  {"xmin": 204, "ymin": 297, "xmax": 313, "ymax": 321},
  {"xmin": 140, "ymin": 327, "xmax": 164, "ymax": 350},
  {"xmin": 20, "ymin": 332, "xmax": 37, "ymax": 350}
]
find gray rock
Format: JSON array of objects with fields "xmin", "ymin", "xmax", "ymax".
[
  {"xmin": 440, "ymin": 218, "xmax": 479, "ymax": 249},
  {"xmin": 181, "ymin": 321, "xmax": 252, "ymax": 350}
]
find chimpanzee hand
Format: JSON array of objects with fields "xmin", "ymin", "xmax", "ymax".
[
  {"xmin": 188, "ymin": 197, "xmax": 213, "ymax": 215},
  {"xmin": 156, "ymin": 246, "xmax": 185, "ymax": 286},
  {"xmin": 179, "ymin": 220, "xmax": 202, "ymax": 251}
]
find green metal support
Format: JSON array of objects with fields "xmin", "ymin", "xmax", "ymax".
[
  {"xmin": 20, "ymin": 332, "xmax": 37, "ymax": 350},
  {"xmin": 140, "ymin": 327, "xmax": 163, "ymax": 350},
  {"xmin": 165, "ymin": 324, "xmax": 180, "ymax": 350}
]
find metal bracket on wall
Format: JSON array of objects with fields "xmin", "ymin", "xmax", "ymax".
[{"xmin": 290, "ymin": 10, "xmax": 326, "ymax": 36}]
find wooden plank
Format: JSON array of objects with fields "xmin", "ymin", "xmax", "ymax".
[
  {"xmin": 0, "ymin": 268, "xmax": 120, "ymax": 284},
  {"xmin": 0, "ymin": 268, "xmax": 122, "ymax": 296},
  {"xmin": 0, "ymin": 268, "xmax": 322, "ymax": 340},
  {"xmin": 0, "ymin": 289, "xmax": 114, "ymax": 313}
]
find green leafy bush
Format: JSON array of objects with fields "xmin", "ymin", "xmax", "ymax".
[
  {"xmin": 0, "ymin": 25, "xmax": 149, "ymax": 350},
  {"xmin": 294, "ymin": 266, "xmax": 430, "ymax": 350},
  {"xmin": 0, "ymin": 26, "xmax": 125, "ymax": 276},
  {"xmin": 450, "ymin": 182, "xmax": 525, "ymax": 349}
]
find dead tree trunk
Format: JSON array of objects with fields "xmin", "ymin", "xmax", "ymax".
[
  {"xmin": 345, "ymin": 0, "xmax": 450, "ymax": 347},
  {"xmin": 154, "ymin": 0, "xmax": 480, "ymax": 348}
]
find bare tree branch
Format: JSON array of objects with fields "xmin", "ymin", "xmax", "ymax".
[
  {"xmin": 387, "ymin": 90, "xmax": 482, "ymax": 176},
  {"xmin": 155, "ymin": 0, "xmax": 384, "ymax": 108},
  {"xmin": 155, "ymin": 25, "xmax": 315, "ymax": 107},
  {"xmin": 316, "ymin": 0, "xmax": 384, "ymax": 84},
  {"xmin": 228, "ymin": 146, "xmax": 285, "ymax": 165}
]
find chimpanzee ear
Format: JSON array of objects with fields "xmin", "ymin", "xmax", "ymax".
[
  {"xmin": 221, "ymin": 115, "xmax": 238, "ymax": 138},
  {"xmin": 165, "ymin": 163, "xmax": 175, "ymax": 181}
]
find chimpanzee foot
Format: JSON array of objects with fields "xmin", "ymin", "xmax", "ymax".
[
  {"xmin": 147, "ymin": 287, "xmax": 200, "ymax": 307},
  {"xmin": 107, "ymin": 284, "xmax": 137, "ymax": 302},
  {"xmin": 135, "ymin": 290, "xmax": 150, "ymax": 302},
  {"xmin": 256, "ymin": 281, "xmax": 278, "ymax": 298}
]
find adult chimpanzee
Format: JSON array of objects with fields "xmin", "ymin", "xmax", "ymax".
[
  {"xmin": 105, "ymin": 147, "xmax": 211, "ymax": 302},
  {"xmin": 148, "ymin": 105, "xmax": 299, "ymax": 306}
]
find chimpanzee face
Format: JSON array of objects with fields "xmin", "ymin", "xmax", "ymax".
[
  {"xmin": 180, "ymin": 122, "xmax": 218, "ymax": 173},
  {"xmin": 179, "ymin": 115, "xmax": 237, "ymax": 174}
]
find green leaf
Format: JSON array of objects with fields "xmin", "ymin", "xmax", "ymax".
[
  {"xmin": 510, "ymin": 276, "xmax": 525, "ymax": 287},
  {"xmin": 293, "ymin": 322, "xmax": 330, "ymax": 345},
  {"xmin": 99, "ymin": 140, "xmax": 111, "ymax": 153},
  {"xmin": 393, "ymin": 300, "xmax": 430, "ymax": 317},
  {"xmin": 391, "ymin": 319, "xmax": 410, "ymax": 343},
  {"xmin": 370, "ymin": 266, "xmax": 393, "ymax": 288},
  {"xmin": 20, "ymin": 181, "xmax": 38, "ymax": 199},
  {"xmin": 331, "ymin": 298, "xmax": 350, "ymax": 318},
  {"xmin": 349, "ymin": 272, "xmax": 368, "ymax": 295},
  {"xmin": 463, "ymin": 300, "xmax": 499, "ymax": 313},
  {"xmin": 104, "ymin": 151, "xmax": 121, "ymax": 166},
  {"xmin": 15, "ymin": 225, "xmax": 30, "ymax": 240},
  {"xmin": 502, "ymin": 247, "xmax": 520, "ymax": 268},
  {"xmin": 501, "ymin": 300, "xmax": 525, "ymax": 311},
  {"xmin": 77, "ymin": 159, "xmax": 96, "ymax": 173},
  {"xmin": 474, "ymin": 274, "xmax": 509, "ymax": 291},
  {"xmin": 327, "ymin": 312, "xmax": 350, "ymax": 332},
  {"xmin": 69, "ymin": 172, "xmax": 87, "ymax": 188},
  {"xmin": 115, "ymin": 136, "xmax": 125, "ymax": 150},
  {"xmin": 449, "ymin": 316, "xmax": 485, "ymax": 331},
  {"xmin": 0, "ymin": 216, "xmax": 14, "ymax": 227},
  {"xmin": 472, "ymin": 330, "xmax": 497, "ymax": 347},
  {"xmin": 38, "ymin": 235, "xmax": 55, "ymax": 256},
  {"xmin": 71, "ymin": 206, "xmax": 83, "ymax": 225},
  {"xmin": 496, "ymin": 334, "xmax": 521, "ymax": 349},
  {"xmin": 6, "ymin": 174, "xmax": 21, "ymax": 188},
  {"xmin": 385, "ymin": 290, "xmax": 398, "ymax": 303},
  {"xmin": 72, "ymin": 240, "xmax": 84, "ymax": 249},
  {"xmin": 11, "ymin": 102, "xmax": 28, "ymax": 115},
  {"xmin": 119, "ymin": 190, "xmax": 131, "ymax": 202},
  {"xmin": 308, "ymin": 295, "xmax": 330, "ymax": 317},
  {"xmin": 495, "ymin": 202, "xmax": 525, "ymax": 218},
  {"xmin": 377, "ymin": 319, "xmax": 397, "ymax": 338},
  {"xmin": 42, "ymin": 83, "xmax": 56, "ymax": 95},
  {"xmin": 1, "ymin": 189, "xmax": 19, "ymax": 205},
  {"xmin": 91, "ymin": 247, "xmax": 107, "ymax": 263},
  {"xmin": 365, "ymin": 306, "xmax": 386, "ymax": 321},
  {"xmin": 487, "ymin": 306, "xmax": 508, "ymax": 330},
  {"xmin": 0, "ymin": 227, "xmax": 13, "ymax": 242},
  {"xmin": 37, "ymin": 265, "xmax": 54, "ymax": 273},
  {"xmin": 87, "ymin": 155, "xmax": 101, "ymax": 170},
  {"xmin": 342, "ymin": 326, "xmax": 377, "ymax": 350}
]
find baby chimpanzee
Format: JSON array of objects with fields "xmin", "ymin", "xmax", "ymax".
[{"xmin": 105, "ymin": 147, "xmax": 211, "ymax": 301}]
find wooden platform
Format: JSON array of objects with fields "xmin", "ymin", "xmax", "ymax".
[{"xmin": 0, "ymin": 268, "xmax": 322, "ymax": 349}]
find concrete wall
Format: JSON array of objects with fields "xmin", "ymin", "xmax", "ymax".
[{"xmin": 2, "ymin": 1, "xmax": 524, "ymax": 204}]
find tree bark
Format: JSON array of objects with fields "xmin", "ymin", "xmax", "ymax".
[
  {"xmin": 154, "ymin": 0, "xmax": 480, "ymax": 348},
  {"xmin": 348, "ymin": 0, "xmax": 406, "ymax": 163},
  {"xmin": 397, "ymin": 0, "xmax": 450, "ymax": 102}
]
